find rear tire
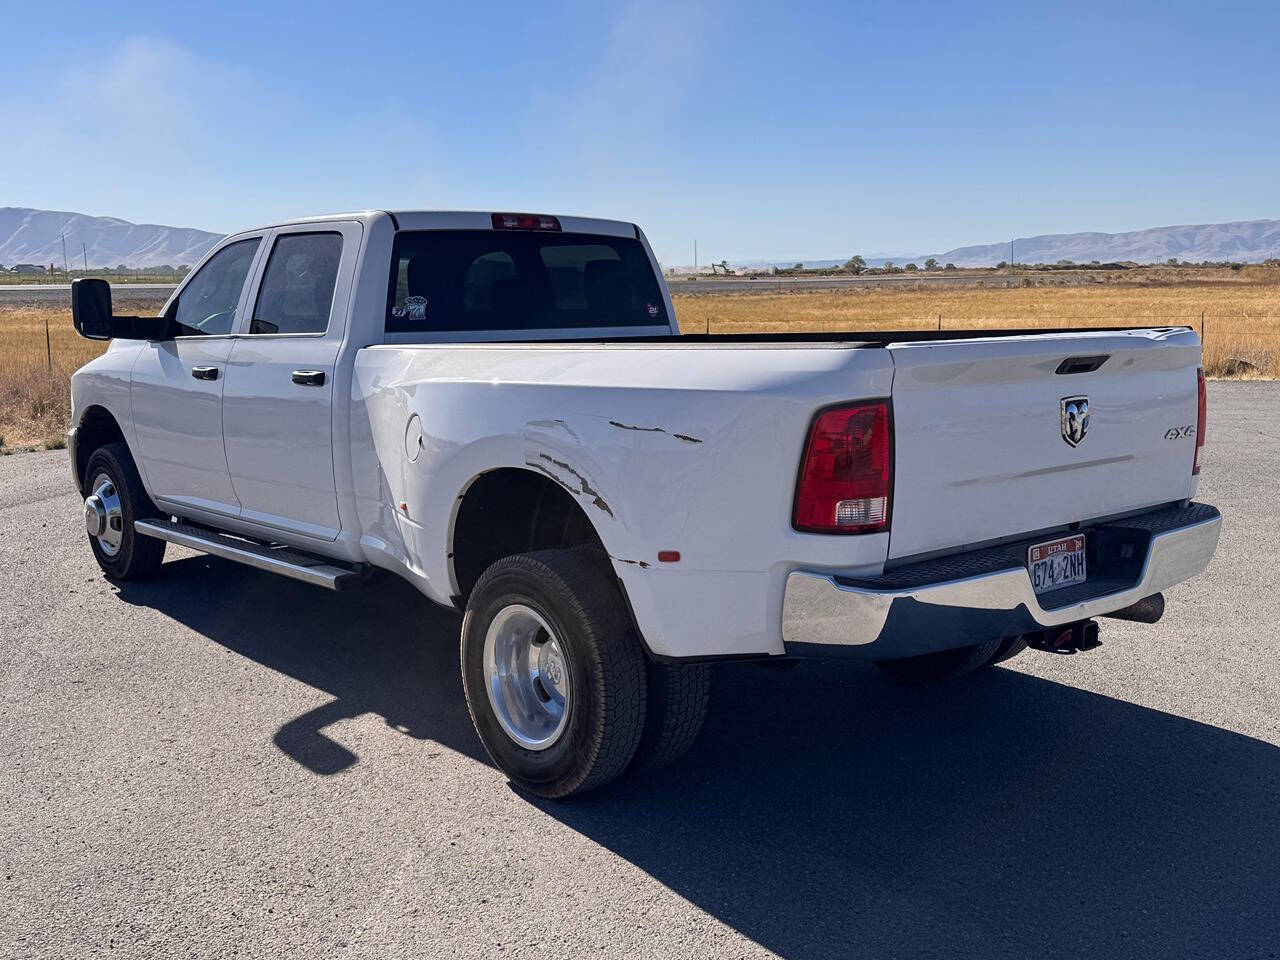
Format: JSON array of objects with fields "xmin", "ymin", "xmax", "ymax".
[
  {"xmin": 83, "ymin": 443, "xmax": 165, "ymax": 581},
  {"xmin": 630, "ymin": 661, "xmax": 710, "ymax": 774},
  {"xmin": 990, "ymin": 634, "xmax": 1029, "ymax": 665},
  {"xmin": 460, "ymin": 550, "xmax": 647, "ymax": 798},
  {"xmin": 874, "ymin": 634, "xmax": 1003, "ymax": 684}
]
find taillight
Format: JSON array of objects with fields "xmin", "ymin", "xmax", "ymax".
[
  {"xmin": 491, "ymin": 213, "xmax": 561, "ymax": 231},
  {"xmin": 1193, "ymin": 367, "xmax": 1206, "ymax": 475},
  {"xmin": 793, "ymin": 401, "xmax": 892, "ymax": 534}
]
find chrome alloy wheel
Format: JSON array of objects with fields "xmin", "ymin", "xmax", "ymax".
[
  {"xmin": 85, "ymin": 471, "xmax": 124, "ymax": 557},
  {"xmin": 483, "ymin": 603, "xmax": 572, "ymax": 751}
]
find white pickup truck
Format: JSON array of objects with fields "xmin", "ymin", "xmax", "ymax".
[{"xmin": 68, "ymin": 210, "xmax": 1221, "ymax": 797}]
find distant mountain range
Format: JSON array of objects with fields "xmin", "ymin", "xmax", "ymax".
[
  {"xmin": 698, "ymin": 218, "xmax": 1280, "ymax": 271},
  {"xmin": 0, "ymin": 207, "xmax": 223, "ymax": 270},
  {"xmin": 5, "ymin": 207, "xmax": 1280, "ymax": 273},
  {"xmin": 927, "ymin": 219, "xmax": 1280, "ymax": 268}
]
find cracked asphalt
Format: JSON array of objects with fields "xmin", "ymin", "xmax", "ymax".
[{"xmin": 2, "ymin": 382, "xmax": 1277, "ymax": 959}]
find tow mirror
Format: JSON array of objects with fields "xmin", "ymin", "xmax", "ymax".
[{"xmin": 71, "ymin": 278, "xmax": 170, "ymax": 341}]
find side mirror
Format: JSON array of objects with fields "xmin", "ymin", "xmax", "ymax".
[
  {"xmin": 71, "ymin": 278, "xmax": 171, "ymax": 341},
  {"xmin": 71, "ymin": 278, "xmax": 114, "ymax": 339}
]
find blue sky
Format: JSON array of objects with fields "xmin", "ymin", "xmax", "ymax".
[{"xmin": 4, "ymin": 0, "xmax": 1279, "ymax": 263}]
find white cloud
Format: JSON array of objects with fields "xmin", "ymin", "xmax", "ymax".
[{"xmin": 526, "ymin": 0, "xmax": 720, "ymax": 171}]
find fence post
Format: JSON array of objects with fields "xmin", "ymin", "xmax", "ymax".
[
  {"xmin": 937, "ymin": 314, "xmax": 942, "ymax": 331},
  {"xmin": 45, "ymin": 314, "xmax": 52, "ymax": 372},
  {"xmin": 1200, "ymin": 310, "xmax": 1205, "ymax": 342}
]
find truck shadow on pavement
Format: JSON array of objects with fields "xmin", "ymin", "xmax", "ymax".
[
  {"xmin": 118, "ymin": 555, "xmax": 1279, "ymax": 959},
  {"xmin": 116, "ymin": 555, "xmax": 488, "ymax": 771}
]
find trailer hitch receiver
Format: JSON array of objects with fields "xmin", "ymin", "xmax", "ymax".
[{"xmin": 1026, "ymin": 619, "xmax": 1101, "ymax": 654}]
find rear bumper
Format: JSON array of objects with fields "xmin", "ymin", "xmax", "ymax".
[{"xmin": 782, "ymin": 502, "xmax": 1221, "ymax": 660}]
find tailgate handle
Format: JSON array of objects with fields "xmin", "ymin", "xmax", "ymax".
[{"xmin": 1056, "ymin": 355, "xmax": 1109, "ymax": 375}]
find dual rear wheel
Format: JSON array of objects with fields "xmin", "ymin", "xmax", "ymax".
[
  {"xmin": 460, "ymin": 549, "xmax": 709, "ymax": 798},
  {"xmin": 874, "ymin": 633, "xmax": 1029, "ymax": 684}
]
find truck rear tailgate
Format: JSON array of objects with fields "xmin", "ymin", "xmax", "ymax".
[{"xmin": 886, "ymin": 328, "xmax": 1201, "ymax": 561}]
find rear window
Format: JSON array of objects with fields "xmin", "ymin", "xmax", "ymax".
[{"xmin": 386, "ymin": 230, "xmax": 668, "ymax": 333}]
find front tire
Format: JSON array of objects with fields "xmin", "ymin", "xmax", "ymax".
[
  {"xmin": 83, "ymin": 443, "xmax": 165, "ymax": 581},
  {"xmin": 460, "ymin": 550, "xmax": 647, "ymax": 798}
]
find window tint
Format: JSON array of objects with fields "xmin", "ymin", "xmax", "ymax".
[
  {"xmin": 172, "ymin": 238, "xmax": 259, "ymax": 336},
  {"xmin": 250, "ymin": 232, "xmax": 343, "ymax": 335},
  {"xmin": 386, "ymin": 230, "xmax": 668, "ymax": 333},
  {"xmin": 463, "ymin": 252, "xmax": 517, "ymax": 310}
]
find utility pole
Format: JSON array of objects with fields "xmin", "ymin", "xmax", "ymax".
[
  {"xmin": 1010, "ymin": 238, "xmax": 1014, "ymax": 267},
  {"xmin": 61, "ymin": 233, "xmax": 70, "ymax": 280},
  {"xmin": 81, "ymin": 242, "xmax": 88, "ymax": 272},
  {"xmin": 694, "ymin": 239, "xmax": 698, "ymax": 273}
]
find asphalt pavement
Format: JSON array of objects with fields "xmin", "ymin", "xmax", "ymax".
[
  {"xmin": 0, "ymin": 284, "xmax": 175, "ymax": 307},
  {"xmin": 1, "ymin": 382, "xmax": 1277, "ymax": 959},
  {"xmin": 0, "ymin": 272, "xmax": 1042, "ymax": 306}
]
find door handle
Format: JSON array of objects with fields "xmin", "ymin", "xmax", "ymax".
[
  {"xmin": 291, "ymin": 370, "xmax": 326, "ymax": 387},
  {"xmin": 191, "ymin": 366, "xmax": 219, "ymax": 381}
]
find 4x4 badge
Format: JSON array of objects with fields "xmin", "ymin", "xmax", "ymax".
[{"xmin": 1061, "ymin": 396, "xmax": 1090, "ymax": 447}]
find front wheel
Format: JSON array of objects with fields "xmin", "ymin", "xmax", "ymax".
[
  {"xmin": 460, "ymin": 550, "xmax": 647, "ymax": 798},
  {"xmin": 83, "ymin": 443, "xmax": 165, "ymax": 580}
]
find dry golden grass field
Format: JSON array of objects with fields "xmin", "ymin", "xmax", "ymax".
[
  {"xmin": 673, "ymin": 272, "xmax": 1280, "ymax": 381},
  {"xmin": 1, "ymin": 273, "xmax": 1277, "ymax": 451},
  {"xmin": 0, "ymin": 299, "xmax": 165, "ymax": 451}
]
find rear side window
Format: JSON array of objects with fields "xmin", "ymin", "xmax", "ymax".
[
  {"xmin": 250, "ymin": 232, "xmax": 343, "ymax": 335},
  {"xmin": 386, "ymin": 230, "xmax": 668, "ymax": 333}
]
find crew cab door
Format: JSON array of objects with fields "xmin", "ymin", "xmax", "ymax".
[
  {"xmin": 220, "ymin": 222, "xmax": 361, "ymax": 541},
  {"xmin": 131, "ymin": 236, "xmax": 263, "ymax": 517}
]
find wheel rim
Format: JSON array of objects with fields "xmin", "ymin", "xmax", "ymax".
[
  {"xmin": 482, "ymin": 603, "xmax": 571, "ymax": 751},
  {"xmin": 86, "ymin": 471, "xmax": 124, "ymax": 558}
]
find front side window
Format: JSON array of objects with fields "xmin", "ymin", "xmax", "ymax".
[
  {"xmin": 172, "ymin": 238, "xmax": 260, "ymax": 336},
  {"xmin": 250, "ymin": 232, "xmax": 343, "ymax": 335},
  {"xmin": 386, "ymin": 230, "xmax": 668, "ymax": 333}
]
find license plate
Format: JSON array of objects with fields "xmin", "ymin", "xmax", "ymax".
[{"xmin": 1027, "ymin": 534, "xmax": 1087, "ymax": 595}]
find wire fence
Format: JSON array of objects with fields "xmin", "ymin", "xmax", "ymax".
[{"xmin": 680, "ymin": 311, "xmax": 1280, "ymax": 375}]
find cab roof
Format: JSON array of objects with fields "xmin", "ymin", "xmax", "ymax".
[{"xmin": 238, "ymin": 210, "xmax": 639, "ymax": 239}]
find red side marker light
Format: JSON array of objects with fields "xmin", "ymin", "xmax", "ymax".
[{"xmin": 657, "ymin": 551, "xmax": 681, "ymax": 563}]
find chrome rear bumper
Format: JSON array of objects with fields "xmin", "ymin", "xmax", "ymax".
[{"xmin": 782, "ymin": 503, "xmax": 1221, "ymax": 660}]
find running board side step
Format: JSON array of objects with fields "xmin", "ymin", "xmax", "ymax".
[{"xmin": 134, "ymin": 518, "xmax": 364, "ymax": 591}]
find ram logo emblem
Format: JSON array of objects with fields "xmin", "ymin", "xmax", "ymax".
[{"xmin": 1061, "ymin": 396, "xmax": 1090, "ymax": 447}]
